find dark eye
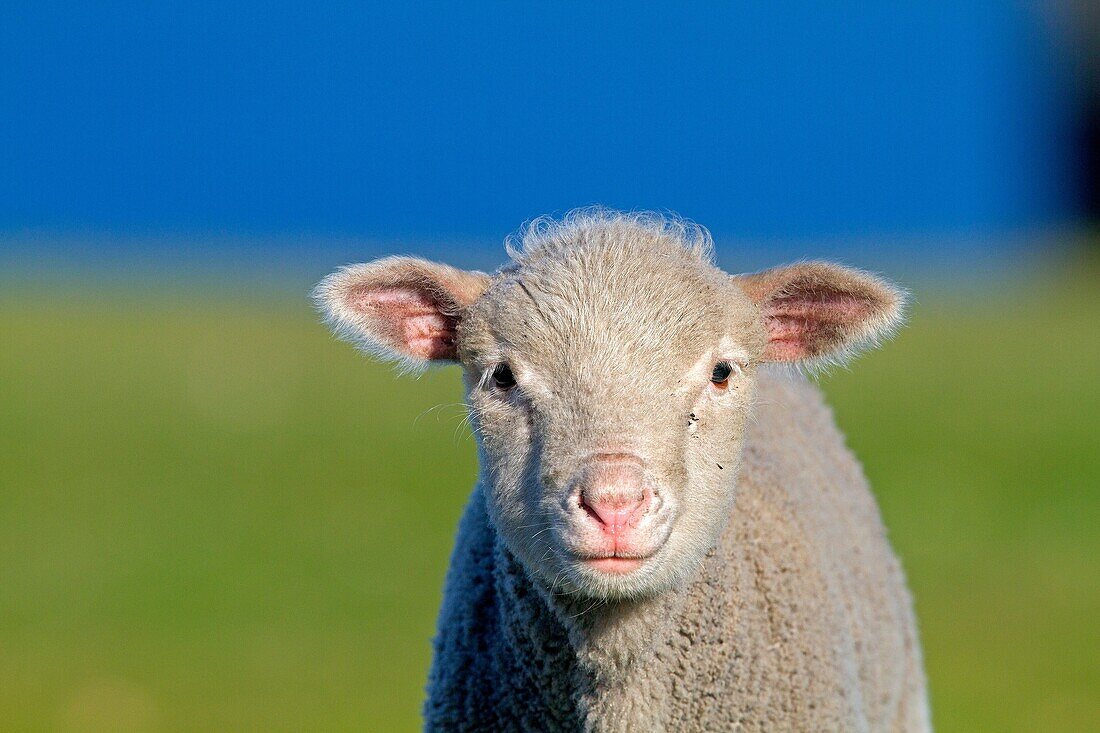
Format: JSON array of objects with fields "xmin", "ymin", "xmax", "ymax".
[
  {"xmin": 491, "ymin": 363, "xmax": 517, "ymax": 391},
  {"xmin": 711, "ymin": 361, "xmax": 734, "ymax": 387}
]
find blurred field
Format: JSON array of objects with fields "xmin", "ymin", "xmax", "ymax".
[{"xmin": 0, "ymin": 260, "xmax": 1097, "ymax": 732}]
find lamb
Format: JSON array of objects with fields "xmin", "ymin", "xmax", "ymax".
[{"xmin": 314, "ymin": 210, "xmax": 931, "ymax": 732}]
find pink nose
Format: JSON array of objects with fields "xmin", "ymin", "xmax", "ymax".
[{"xmin": 577, "ymin": 454, "xmax": 650, "ymax": 533}]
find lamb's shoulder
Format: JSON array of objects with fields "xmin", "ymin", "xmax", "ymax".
[
  {"xmin": 661, "ymin": 443, "xmax": 867, "ymax": 729},
  {"xmin": 424, "ymin": 490, "xmax": 502, "ymax": 730},
  {"xmin": 738, "ymin": 367, "xmax": 895, "ymax": 555},
  {"xmin": 698, "ymin": 367, "xmax": 918, "ymax": 731}
]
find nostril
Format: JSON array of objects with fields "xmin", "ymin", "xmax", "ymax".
[
  {"xmin": 578, "ymin": 494, "xmax": 605, "ymax": 524},
  {"xmin": 578, "ymin": 490, "xmax": 649, "ymax": 530}
]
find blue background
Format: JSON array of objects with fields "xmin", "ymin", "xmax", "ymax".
[{"xmin": 0, "ymin": 1, "xmax": 1080, "ymax": 261}]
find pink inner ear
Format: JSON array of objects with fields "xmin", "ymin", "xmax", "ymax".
[
  {"xmin": 764, "ymin": 291, "xmax": 872, "ymax": 361},
  {"xmin": 350, "ymin": 286, "xmax": 458, "ymax": 360}
]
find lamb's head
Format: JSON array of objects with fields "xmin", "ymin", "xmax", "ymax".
[{"xmin": 315, "ymin": 211, "xmax": 904, "ymax": 600}]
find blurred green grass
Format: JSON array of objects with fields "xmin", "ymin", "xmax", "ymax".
[{"xmin": 0, "ymin": 262, "xmax": 1096, "ymax": 732}]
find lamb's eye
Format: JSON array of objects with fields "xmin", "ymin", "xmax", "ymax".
[
  {"xmin": 711, "ymin": 361, "xmax": 734, "ymax": 387},
  {"xmin": 491, "ymin": 363, "xmax": 517, "ymax": 391}
]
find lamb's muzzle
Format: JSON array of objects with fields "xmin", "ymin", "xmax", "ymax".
[{"xmin": 567, "ymin": 453, "xmax": 661, "ymax": 575}]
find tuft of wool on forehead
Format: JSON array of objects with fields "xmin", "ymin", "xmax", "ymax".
[{"xmin": 504, "ymin": 208, "xmax": 715, "ymax": 268}]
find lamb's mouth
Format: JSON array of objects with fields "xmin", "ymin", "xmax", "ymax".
[{"xmin": 573, "ymin": 550, "xmax": 659, "ymax": 575}]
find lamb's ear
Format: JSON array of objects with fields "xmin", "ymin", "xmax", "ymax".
[
  {"xmin": 313, "ymin": 256, "xmax": 490, "ymax": 367},
  {"xmin": 734, "ymin": 262, "xmax": 906, "ymax": 367}
]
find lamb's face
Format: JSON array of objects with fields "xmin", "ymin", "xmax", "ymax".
[
  {"xmin": 314, "ymin": 212, "xmax": 904, "ymax": 601},
  {"xmin": 459, "ymin": 245, "xmax": 765, "ymax": 599}
]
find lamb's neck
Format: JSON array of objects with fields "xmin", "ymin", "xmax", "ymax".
[
  {"xmin": 559, "ymin": 591, "xmax": 683, "ymax": 733},
  {"xmin": 492, "ymin": 541, "xmax": 685, "ymax": 732}
]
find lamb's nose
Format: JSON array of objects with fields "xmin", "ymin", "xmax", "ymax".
[{"xmin": 577, "ymin": 454, "xmax": 650, "ymax": 532}]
